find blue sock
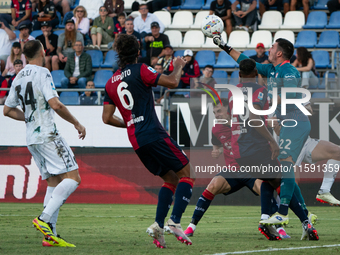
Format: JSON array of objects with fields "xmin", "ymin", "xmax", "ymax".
[
  {"xmin": 155, "ymin": 183, "xmax": 176, "ymax": 228},
  {"xmin": 261, "ymin": 181, "xmax": 275, "ymax": 215},
  {"xmin": 170, "ymin": 177, "xmax": 194, "ymax": 224},
  {"xmin": 279, "ymin": 161, "xmax": 295, "ymax": 215},
  {"xmin": 289, "ymin": 193, "xmax": 308, "ymax": 222},
  {"xmin": 191, "ymin": 189, "xmax": 215, "ymax": 225}
]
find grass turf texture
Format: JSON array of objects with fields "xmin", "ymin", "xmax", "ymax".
[{"xmin": 1, "ymin": 203, "xmax": 340, "ymax": 254}]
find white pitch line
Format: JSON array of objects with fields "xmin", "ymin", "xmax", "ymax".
[{"xmin": 210, "ymin": 244, "xmax": 340, "ymax": 255}]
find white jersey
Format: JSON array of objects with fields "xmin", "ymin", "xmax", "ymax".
[{"xmin": 5, "ymin": 64, "xmax": 59, "ymax": 145}]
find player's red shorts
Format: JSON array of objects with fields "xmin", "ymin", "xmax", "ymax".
[{"xmin": 135, "ymin": 136, "xmax": 189, "ymax": 177}]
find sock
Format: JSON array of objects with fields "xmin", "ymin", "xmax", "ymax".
[
  {"xmin": 289, "ymin": 193, "xmax": 308, "ymax": 222},
  {"xmin": 261, "ymin": 214, "xmax": 270, "ymax": 220},
  {"xmin": 260, "ymin": 181, "xmax": 274, "ymax": 215},
  {"xmin": 40, "ymin": 179, "xmax": 79, "ymax": 223},
  {"xmin": 155, "ymin": 182, "xmax": 176, "ymax": 228},
  {"xmin": 188, "ymin": 223, "xmax": 196, "ymax": 231},
  {"xmin": 279, "ymin": 161, "xmax": 295, "ymax": 215},
  {"xmin": 319, "ymin": 159, "xmax": 339, "ymax": 194},
  {"xmin": 294, "ymin": 183, "xmax": 307, "ymax": 211},
  {"xmin": 43, "ymin": 186, "xmax": 59, "ymax": 235},
  {"xmin": 170, "ymin": 177, "xmax": 194, "ymax": 224},
  {"xmin": 190, "ymin": 189, "xmax": 215, "ymax": 225}
]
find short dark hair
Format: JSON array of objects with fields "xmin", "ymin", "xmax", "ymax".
[
  {"xmin": 114, "ymin": 34, "xmax": 139, "ymax": 69},
  {"xmin": 118, "ymin": 12, "xmax": 126, "ymax": 18},
  {"xmin": 13, "ymin": 59, "xmax": 23, "ymax": 65},
  {"xmin": 214, "ymin": 97, "xmax": 229, "ymax": 109},
  {"xmin": 23, "ymin": 40, "xmax": 43, "ymax": 61},
  {"xmin": 204, "ymin": 65, "xmax": 214, "ymax": 72},
  {"xmin": 155, "ymin": 63, "xmax": 163, "ymax": 69},
  {"xmin": 275, "ymin": 38, "xmax": 294, "ymax": 60},
  {"xmin": 239, "ymin": 58, "xmax": 257, "ymax": 77}
]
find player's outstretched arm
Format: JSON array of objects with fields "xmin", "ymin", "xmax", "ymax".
[
  {"xmin": 213, "ymin": 35, "xmax": 241, "ymax": 62},
  {"xmin": 157, "ymin": 57, "xmax": 186, "ymax": 89},
  {"xmin": 102, "ymin": 104, "xmax": 126, "ymax": 128},
  {"xmin": 48, "ymin": 97, "xmax": 86, "ymax": 139},
  {"xmin": 3, "ymin": 105, "xmax": 25, "ymax": 121}
]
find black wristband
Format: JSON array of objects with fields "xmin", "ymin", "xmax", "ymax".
[{"xmin": 222, "ymin": 45, "xmax": 233, "ymax": 54}]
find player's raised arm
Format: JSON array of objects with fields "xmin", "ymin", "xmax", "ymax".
[
  {"xmin": 48, "ymin": 97, "xmax": 86, "ymax": 139},
  {"xmin": 157, "ymin": 57, "xmax": 186, "ymax": 89}
]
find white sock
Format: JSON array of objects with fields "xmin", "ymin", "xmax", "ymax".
[
  {"xmin": 188, "ymin": 223, "xmax": 196, "ymax": 231},
  {"xmin": 319, "ymin": 159, "xmax": 339, "ymax": 194},
  {"xmin": 43, "ymin": 186, "xmax": 59, "ymax": 235},
  {"xmin": 261, "ymin": 214, "xmax": 270, "ymax": 220},
  {"xmin": 40, "ymin": 179, "xmax": 79, "ymax": 223}
]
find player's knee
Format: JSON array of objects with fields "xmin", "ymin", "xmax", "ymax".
[{"xmin": 329, "ymin": 146, "xmax": 340, "ymax": 160}]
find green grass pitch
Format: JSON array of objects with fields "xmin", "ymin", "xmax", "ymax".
[{"xmin": 1, "ymin": 203, "xmax": 340, "ymax": 254}]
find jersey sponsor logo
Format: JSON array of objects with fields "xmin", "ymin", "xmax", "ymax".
[
  {"xmin": 147, "ymin": 66, "xmax": 157, "ymax": 74},
  {"xmin": 127, "ymin": 115, "xmax": 144, "ymax": 127},
  {"xmin": 270, "ymin": 72, "xmax": 274, "ymax": 76},
  {"xmin": 284, "ymin": 73, "xmax": 296, "ymax": 81}
]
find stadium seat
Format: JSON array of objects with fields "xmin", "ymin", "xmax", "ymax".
[
  {"xmin": 212, "ymin": 70, "xmax": 228, "ymax": 79},
  {"xmin": 247, "ymin": 30, "xmax": 272, "ymax": 48},
  {"xmin": 168, "ymin": 11, "xmax": 193, "ymax": 29},
  {"xmin": 53, "ymin": 30, "xmax": 64, "ymax": 36},
  {"xmin": 258, "ymin": 11, "xmax": 282, "ymax": 29},
  {"xmin": 164, "ymin": 30, "xmax": 182, "ymax": 47},
  {"xmin": 311, "ymin": 92, "xmax": 326, "ymax": 98},
  {"xmin": 229, "ymin": 70, "xmax": 240, "ymax": 85},
  {"xmin": 93, "ymin": 70, "xmax": 113, "ymax": 88},
  {"xmin": 294, "ymin": 31, "xmax": 317, "ymax": 48},
  {"xmin": 59, "ymin": 92, "xmax": 80, "ymax": 105},
  {"xmin": 319, "ymin": 71, "xmax": 336, "ymax": 89},
  {"xmin": 195, "ymin": 50, "xmax": 216, "ymax": 67},
  {"xmin": 129, "ymin": 11, "xmax": 141, "ymax": 18},
  {"xmin": 51, "ymin": 70, "xmax": 66, "ymax": 88},
  {"xmin": 326, "ymin": 11, "xmax": 340, "ymax": 29},
  {"xmin": 56, "ymin": 11, "xmax": 64, "ymax": 28},
  {"xmin": 70, "ymin": 0, "xmax": 80, "ymax": 9},
  {"xmin": 124, "ymin": 0, "xmax": 134, "ymax": 9},
  {"xmin": 228, "ymin": 31, "xmax": 250, "ymax": 48},
  {"xmin": 153, "ymin": 11, "xmax": 171, "ymax": 28},
  {"xmin": 303, "ymin": 11, "xmax": 327, "ymax": 29},
  {"xmin": 191, "ymin": 11, "xmax": 210, "ymax": 29},
  {"xmin": 202, "ymin": 0, "xmax": 214, "ymax": 10},
  {"xmin": 202, "ymin": 31, "xmax": 227, "ymax": 48},
  {"xmin": 242, "ymin": 50, "xmax": 256, "ymax": 57},
  {"xmin": 101, "ymin": 50, "xmax": 118, "ymax": 68},
  {"xmin": 280, "ymin": 11, "xmax": 305, "ymax": 29},
  {"xmin": 312, "ymin": 50, "xmax": 331, "ymax": 69},
  {"xmin": 214, "ymin": 51, "xmax": 239, "ymax": 68},
  {"xmin": 273, "ymin": 30, "xmax": 295, "ymax": 45},
  {"xmin": 86, "ymin": 50, "xmax": 103, "ymax": 68},
  {"xmin": 181, "ymin": 30, "xmax": 205, "ymax": 48},
  {"xmin": 315, "ymin": 31, "xmax": 339, "ymax": 48},
  {"xmin": 174, "ymin": 50, "xmax": 185, "ymax": 57},
  {"xmin": 14, "ymin": 30, "xmax": 20, "ymax": 38},
  {"xmin": 30, "ymin": 30, "xmax": 43, "ymax": 38},
  {"xmin": 314, "ymin": 0, "xmax": 328, "ymax": 10},
  {"xmin": 181, "ymin": 0, "xmax": 204, "ymax": 9}
]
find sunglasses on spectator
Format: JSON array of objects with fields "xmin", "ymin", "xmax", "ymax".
[
  {"xmin": 139, "ymin": 7, "xmax": 147, "ymax": 10},
  {"xmin": 100, "ymin": 9, "xmax": 107, "ymax": 12},
  {"xmin": 76, "ymin": 10, "xmax": 84, "ymax": 12}
]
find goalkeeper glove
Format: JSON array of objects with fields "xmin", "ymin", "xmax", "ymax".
[{"xmin": 213, "ymin": 35, "xmax": 233, "ymax": 54}]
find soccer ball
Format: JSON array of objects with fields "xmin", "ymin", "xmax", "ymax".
[{"xmin": 201, "ymin": 15, "xmax": 224, "ymax": 38}]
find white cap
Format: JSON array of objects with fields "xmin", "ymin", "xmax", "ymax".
[{"xmin": 184, "ymin": 49, "xmax": 193, "ymax": 57}]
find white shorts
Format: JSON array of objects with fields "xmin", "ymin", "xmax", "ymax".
[
  {"xmin": 295, "ymin": 136, "xmax": 320, "ymax": 166},
  {"xmin": 28, "ymin": 136, "xmax": 78, "ymax": 180}
]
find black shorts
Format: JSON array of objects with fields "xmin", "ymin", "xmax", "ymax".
[
  {"xmin": 135, "ymin": 137, "xmax": 189, "ymax": 177},
  {"xmin": 216, "ymin": 171, "xmax": 258, "ymax": 196}
]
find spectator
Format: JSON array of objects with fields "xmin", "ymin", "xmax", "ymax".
[
  {"xmin": 327, "ymin": 0, "xmax": 340, "ymax": 14},
  {"xmin": 32, "ymin": 0, "xmax": 59, "ymax": 30},
  {"xmin": 91, "ymin": 6, "xmax": 114, "ymax": 50},
  {"xmin": 2, "ymin": 42, "xmax": 26, "ymax": 76},
  {"xmin": 260, "ymin": 0, "xmax": 290, "ymax": 17},
  {"xmin": 195, "ymin": 65, "xmax": 217, "ymax": 88},
  {"xmin": 16, "ymin": 23, "xmax": 35, "ymax": 50},
  {"xmin": 292, "ymin": 47, "xmax": 319, "ymax": 89},
  {"xmin": 210, "ymin": 0, "xmax": 232, "ymax": 37},
  {"xmin": 180, "ymin": 49, "xmax": 200, "ymax": 88},
  {"xmin": 0, "ymin": 21, "xmax": 16, "ymax": 72},
  {"xmin": 156, "ymin": 44, "xmax": 173, "ymax": 75},
  {"xmin": 249, "ymin": 43, "xmax": 269, "ymax": 64},
  {"xmin": 153, "ymin": 63, "xmax": 166, "ymax": 103},
  {"xmin": 154, "ymin": 63, "xmax": 163, "ymax": 73},
  {"xmin": 152, "ymin": 0, "xmax": 182, "ymax": 12},
  {"xmin": 36, "ymin": 21, "xmax": 58, "ymax": 71},
  {"xmin": 79, "ymin": 0, "xmax": 105, "ymax": 23},
  {"xmin": 104, "ymin": 0, "xmax": 124, "ymax": 20},
  {"xmin": 113, "ymin": 12, "xmax": 126, "ymax": 40},
  {"xmin": 61, "ymin": 40, "xmax": 92, "ymax": 89},
  {"xmin": 143, "ymin": 21, "xmax": 170, "ymax": 66},
  {"xmin": 0, "ymin": 59, "xmax": 23, "ymax": 104},
  {"xmin": 231, "ymin": 0, "xmax": 257, "ymax": 32},
  {"xmin": 133, "ymin": 3, "xmax": 165, "ymax": 38},
  {"xmin": 122, "ymin": 18, "xmax": 141, "ymax": 48},
  {"xmin": 72, "ymin": 5, "xmax": 90, "ymax": 42},
  {"xmin": 52, "ymin": 19, "xmax": 84, "ymax": 70},
  {"xmin": 290, "ymin": 0, "xmax": 309, "ymax": 21},
  {"xmin": 0, "ymin": 0, "xmax": 32, "ymax": 29},
  {"xmin": 53, "ymin": 0, "xmax": 73, "ymax": 16},
  {"xmin": 80, "ymin": 80, "xmax": 98, "ymax": 105},
  {"xmin": 132, "ymin": 0, "xmax": 154, "ymax": 12}
]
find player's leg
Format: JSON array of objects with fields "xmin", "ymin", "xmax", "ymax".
[
  {"xmin": 185, "ymin": 176, "xmax": 231, "ymax": 236},
  {"xmin": 317, "ymin": 160, "xmax": 340, "ymax": 205}
]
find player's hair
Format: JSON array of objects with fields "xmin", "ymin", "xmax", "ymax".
[
  {"xmin": 23, "ymin": 40, "xmax": 43, "ymax": 61},
  {"xmin": 239, "ymin": 59, "xmax": 257, "ymax": 77},
  {"xmin": 275, "ymin": 38, "xmax": 294, "ymax": 60},
  {"xmin": 214, "ymin": 98, "xmax": 229, "ymax": 109},
  {"xmin": 296, "ymin": 47, "xmax": 313, "ymax": 67},
  {"xmin": 204, "ymin": 65, "xmax": 214, "ymax": 72},
  {"xmin": 114, "ymin": 34, "xmax": 139, "ymax": 69}
]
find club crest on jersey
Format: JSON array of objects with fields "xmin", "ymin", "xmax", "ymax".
[
  {"xmin": 148, "ymin": 66, "xmax": 157, "ymax": 73},
  {"xmin": 258, "ymin": 92, "xmax": 263, "ymax": 100}
]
